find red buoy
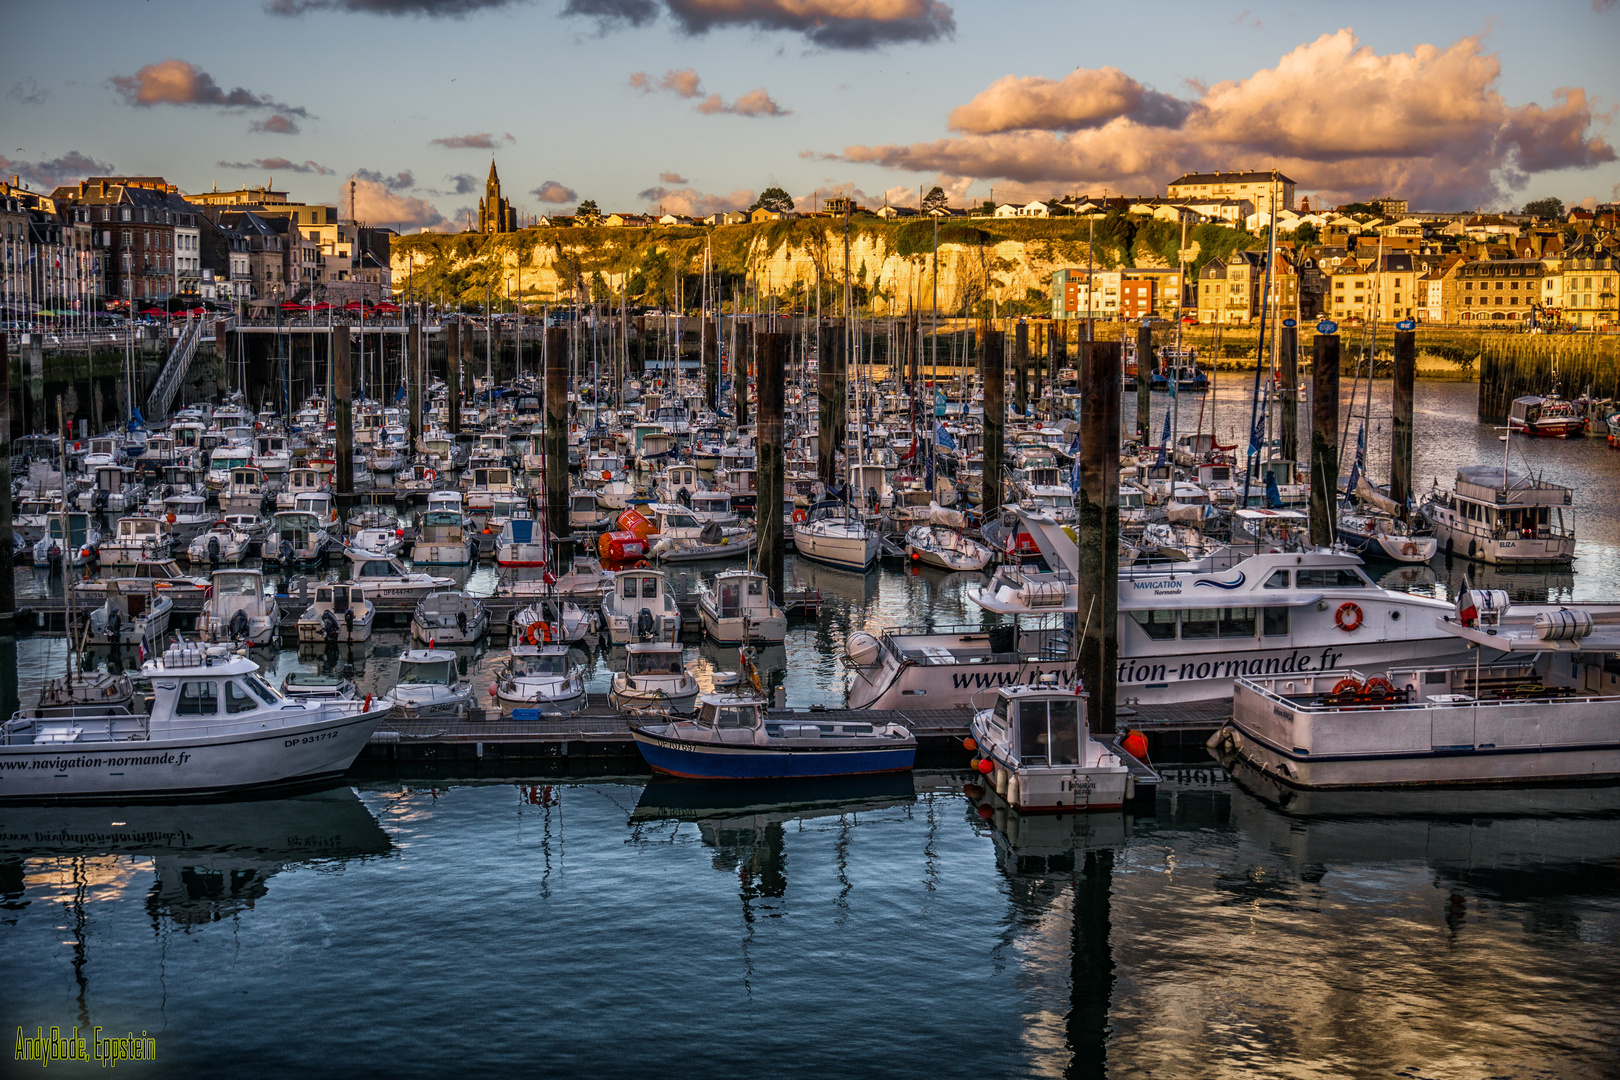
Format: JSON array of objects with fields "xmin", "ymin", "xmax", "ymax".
[
  {"xmin": 977, "ymin": 804, "xmax": 994, "ymax": 820},
  {"xmin": 976, "ymin": 758, "xmax": 994, "ymax": 775},
  {"xmin": 1121, "ymin": 730, "xmax": 1149, "ymax": 761}
]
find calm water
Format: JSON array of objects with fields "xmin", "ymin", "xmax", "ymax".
[
  {"xmin": 3, "ymin": 771, "xmax": 1617, "ymax": 1077},
  {"xmin": 7, "ymin": 377, "xmax": 1620, "ymax": 1075}
]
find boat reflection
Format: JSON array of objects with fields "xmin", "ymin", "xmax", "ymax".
[
  {"xmin": 1433, "ymin": 556, "xmax": 1577, "ymax": 604},
  {"xmin": 789, "ymin": 557, "xmax": 879, "ymax": 603},
  {"xmin": 631, "ymin": 772, "xmax": 916, "ymax": 824},
  {"xmin": 964, "ymin": 776, "xmax": 1132, "ymax": 876}
]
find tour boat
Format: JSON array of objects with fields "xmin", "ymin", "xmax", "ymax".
[
  {"xmin": 491, "ymin": 644, "xmax": 586, "ymax": 715},
  {"xmin": 297, "ymin": 582, "xmax": 376, "ymax": 644},
  {"xmin": 1507, "ymin": 393, "xmax": 1585, "ymax": 438},
  {"xmin": 968, "ymin": 680, "xmax": 1157, "ymax": 812},
  {"xmin": 410, "ymin": 591, "xmax": 488, "ymax": 645},
  {"xmin": 384, "ymin": 649, "xmax": 474, "ymax": 720},
  {"xmin": 198, "ymin": 569, "xmax": 281, "ymax": 647},
  {"xmin": 630, "ymin": 690, "xmax": 916, "ymax": 779},
  {"xmin": 697, "ymin": 569, "xmax": 787, "ymax": 645},
  {"xmin": 609, "ymin": 642, "xmax": 700, "ymax": 712},
  {"xmin": 1214, "ymin": 589, "xmax": 1620, "ymax": 789},
  {"xmin": 601, "ymin": 566, "xmax": 683, "ymax": 644},
  {"xmin": 0, "ymin": 643, "xmax": 388, "ymax": 801},
  {"xmin": 793, "ymin": 501, "xmax": 879, "ymax": 572},
  {"xmin": 1419, "ymin": 465, "xmax": 1575, "ymax": 565}
]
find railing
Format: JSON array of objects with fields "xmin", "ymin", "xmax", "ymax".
[{"xmin": 145, "ymin": 317, "xmax": 207, "ymax": 420}]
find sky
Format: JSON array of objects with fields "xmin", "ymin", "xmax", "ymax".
[{"xmin": 3, "ymin": 0, "xmax": 1618, "ymax": 231}]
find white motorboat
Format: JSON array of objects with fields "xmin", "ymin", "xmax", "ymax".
[
  {"xmin": 220, "ymin": 466, "xmax": 269, "ymax": 517},
  {"xmin": 162, "ymin": 493, "xmax": 215, "ymax": 544},
  {"xmin": 410, "ymin": 591, "xmax": 488, "ymax": 645},
  {"xmin": 601, "ymin": 566, "xmax": 683, "ymax": 644},
  {"xmin": 385, "ymin": 649, "xmax": 474, "ymax": 720},
  {"xmin": 345, "ymin": 549, "xmax": 456, "ymax": 601},
  {"xmin": 412, "ymin": 493, "xmax": 476, "ymax": 565},
  {"xmin": 101, "ymin": 515, "xmax": 175, "ymax": 567},
  {"xmin": 793, "ymin": 501, "xmax": 879, "ymax": 572},
  {"xmin": 969, "ymin": 680, "xmax": 1155, "ymax": 812},
  {"xmin": 697, "ymin": 569, "xmax": 787, "ymax": 645},
  {"xmin": 512, "ymin": 595, "xmax": 596, "ymax": 645},
  {"xmin": 353, "ymin": 525, "xmax": 405, "ymax": 557},
  {"xmin": 73, "ymin": 559, "xmax": 210, "ymax": 602},
  {"xmin": 1216, "ymin": 589, "xmax": 1620, "ymax": 789},
  {"xmin": 1420, "ymin": 465, "xmax": 1575, "ymax": 565},
  {"xmin": 85, "ymin": 582, "xmax": 173, "ymax": 648},
  {"xmin": 490, "ymin": 644, "xmax": 586, "ymax": 715},
  {"xmin": 32, "ymin": 513, "xmax": 100, "ymax": 568},
  {"xmin": 187, "ymin": 521, "xmax": 252, "ymax": 565},
  {"xmin": 297, "ymin": 582, "xmax": 376, "ymax": 644},
  {"xmin": 279, "ymin": 672, "xmax": 359, "ymax": 700},
  {"xmin": 609, "ymin": 642, "xmax": 699, "ymax": 712},
  {"xmin": 904, "ymin": 520, "xmax": 993, "ymax": 573},
  {"xmin": 276, "ymin": 467, "xmax": 327, "ymax": 511},
  {"xmin": 495, "ymin": 508, "xmax": 548, "ymax": 567},
  {"xmin": 264, "ymin": 510, "xmax": 330, "ymax": 566},
  {"xmin": 198, "ymin": 568, "xmax": 282, "ymax": 647},
  {"xmin": 0, "ymin": 643, "xmax": 389, "ymax": 801}
]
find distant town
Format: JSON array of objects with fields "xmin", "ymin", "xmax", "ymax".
[{"xmin": 3, "ymin": 164, "xmax": 1617, "ymax": 331}]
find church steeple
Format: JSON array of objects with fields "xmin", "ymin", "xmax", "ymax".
[{"xmin": 477, "ymin": 158, "xmax": 516, "ymax": 234}]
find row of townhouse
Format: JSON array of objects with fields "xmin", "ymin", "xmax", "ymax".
[{"xmin": 2, "ymin": 179, "xmax": 100, "ymax": 316}]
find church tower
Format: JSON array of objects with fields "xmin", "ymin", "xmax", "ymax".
[{"xmin": 477, "ymin": 159, "xmax": 517, "ymax": 233}]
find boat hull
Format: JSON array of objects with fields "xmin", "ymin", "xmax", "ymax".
[{"xmin": 630, "ymin": 729, "xmax": 915, "ymax": 779}]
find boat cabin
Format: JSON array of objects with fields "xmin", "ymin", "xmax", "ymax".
[
  {"xmin": 426, "ymin": 490, "xmax": 464, "ymax": 513},
  {"xmin": 469, "ymin": 467, "xmax": 514, "ymax": 493},
  {"xmin": 313, "ymin": 582, "xmax": 365, "ymax": 615},
  {"xmin": 397, "ymin": 650, "xmax": 461, "ymax": 687},
  {"xmin": 709, "ymin": 570, "xmax": 770, "ymax": 619},
  {"xmin": 625, "ymin": 641, "xmax": 687, "ymax": 678},
  {"xmin": 271, "ymin": 511, "xmax": 323, "ymax": 548},
  {"xmin": 982, "ymin": 685, "xmax": 1086, "ymax": 768},
  {"xmin": 287, "ymin": 468, "xmax": 323, "ymax": 495},
  {"xmin": 253, "ymin": 434, "xmax": 289, "ymax": 459}
]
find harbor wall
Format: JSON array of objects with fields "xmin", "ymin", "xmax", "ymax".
[{"xmin": 1477, "ymin": 333, "xmax": 1620, "ymax": 422}]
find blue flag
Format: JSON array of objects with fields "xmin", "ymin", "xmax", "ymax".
[
  {"xmin": 1069, "ymin": 459, "xmax": 1082, "ymax": 493},
  {"xmin": 1265, "ymin": 469, "xmax": 1282, "ymax": 509},
  {"xmin": 1347, "ymin": 422, "xmax": 1366, "ymax": 495},
  {"xmin": 935, "ymin": 422, "xmax": 956, "ymax": 451},
  {"xmin": 1155, "ymin": 408, "xmax": 1171, "ymax": 467}
]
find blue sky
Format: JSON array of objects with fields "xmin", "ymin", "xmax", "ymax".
[{"xmin": 4, "ymin": 0, "xmax": 1616, "ymax": 227}]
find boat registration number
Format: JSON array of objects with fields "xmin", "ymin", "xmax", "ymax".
[{"xmin": 286, "ymin": 730, "xmax": 341, "ymax": 747}]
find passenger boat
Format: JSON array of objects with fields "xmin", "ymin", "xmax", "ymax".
[
  {"xmin": 297, "ymin": 582, "xmax": 376, "ymax": 644},
  {"xmin": 0, "ymin": 643, "xmax": 388, "ymax": 801},
  {"xmin": 1419, "ymin": 465, "xmax": 1575, "ymax": 565},
  {"xmin": 1507, "ymin": 393, "xmax": 1585, "ymax": 438},
  {"xmin": 968, "ymin": 680, "xmax": 1157, "ymax": 812},
  {"xmin": 491, "ymin": 644, "xmax": 586, "ymax": 715},
  {"xmin": 630, "ymin": 684, "xmax": 916, "ymax": 779},
  {"xmin": 410, "ymin": 591, "xmax": 488, "ymax": 645},
  {"xmin": 384, "ymin": 649, "xmax": 474, "ymax": 719},
  {"xmin": 198, "ymin": 568, "xmax": 281, "ymax": 647},
  {"xmin": 601, "ymin": 566, "xmax": 683, "ymax": 644},
  {"xmin": 1214, "ymin": 589, "xmax": 1620, "ymax": 789},
  {"xmin": 609, "ymin": 642, "xmax": 700, "ymax": 712},
  {"xmin": 697, "ymin": 569, "xmax": 787, "ymax": 645}
]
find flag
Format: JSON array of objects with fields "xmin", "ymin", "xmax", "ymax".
[
  {"xmin": 137, "ymin": 636, "xmax": 148, "ymax": 662},
  {"xmin": 924, "ymin": 450, "xmax": 935, "ymax": 492},
  {"xmin": 1155, "ymin": 409, "xmax": 1170, "ymax": 467},
  {"xmin": 1265, "ymin": 469, "xmax": 1282, "ymax": 509},
  {"xmin": 1069, "ymin": 459, "xmax": 1082, "ymax": 493},
  {"xmin": 1347, "ymin": 422, "xmax": 1366, "ymax": 495},
  {"xmin": 934, "ymin": 422, "xmax": 956, "ymax": 451}
]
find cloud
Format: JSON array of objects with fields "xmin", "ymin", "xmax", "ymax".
[
  {"xmin": 450, "ymin": 173, "xmax": 479, "ymax": 195},
  {"xmin": 345, "ymin": 174, "xmax": 445, "ymax": 230},
  {"xmin": 636, "ymin": 185, "xmax": 754, "ymax": 216},
  {"xmin": 631, "ymin": 68, "xmax": 789, "ymax": 116},
  {"xmin": 266, "ymin": 0, "xmax": 525, "ymax": 15},
  {"xmin": 431, "ymin": 132, "xmax": 515, "ymax": 149},
  {"xmin": 8, "ymin": 78, "xmax": 48, "ymax": 106},
  {"xmin": 110, "ymin": 59, "xmax": 308, "ymax": 122},
  {"xmin": 659, "ymin": 171, "xmax": 687, "ymax": 184},
  {"xmin": 0, "ymin": 150, "xmax": 114, "ymax": 191},
  {"xmin": 696, "ymin": 87, "xmax": 790, "ymax": 117},
  {"xmin": 251, "ymin": 113, "xmax": 301, "ymax": 135},
  {"xmin": 833, "ymin": 30, "xmax": 1616, "ymax": 208},
  {"xmin": 532, "ymin": 180, "xmax": 578, "ymax": 204},
  {"xmin": 218, "ymin": 157, "xmax": 335, "ymax": 174},
  {"xmin": 356, "ymin": 168, "xmax": 416, "ymax": 190},
  {"xmin": 948, "ymin": 67, "xmax": 1190, "ymax": 134},
  {"xmin": 569, "ymin": 0, "xmax": 953, "ymax": 48}
]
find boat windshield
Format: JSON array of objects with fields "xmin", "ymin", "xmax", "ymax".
[
  {"xmin": 217, "ymin": 574, "xmax": 260, "ymax": 598},
  {"xmin": 243, "ymin": 674, "xmax": 283, "ymax": 704},
  {"xmin": 515, "ymin": 654, "xmax": 568, "ymax": 677},
  {"xmin": 663, "ymin": 512, "xmax": 699, "ymax": 530},
  {"xmin": 1018, "ymin": 698, "xmax": 1082, "ymax": 766},
  {"xmin": 629, "ymin": 651, "xmax": 684, "ymax": 676},
  {"xmin": 400, "ymin": 659, "xmax": 456, "ymax": 685}
]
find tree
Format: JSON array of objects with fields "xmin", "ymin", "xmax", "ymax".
[
  {"xmin": 1289, "ymin": 222, "xmax": 1321, "ymax": 246},
  {"xmin": 921, "ymin": 185, "xmax": 949, "ymax": 215},
  {"xmin": 1523, "ymin": 196, "xmax": 1564, "ymax": 220},
  {"xmin": 575, "ymin": 199, "xmax": 600, "ymax": 222},
  {"xmin": 750, "ymin": 186, "xmax": 794, "ymax": 213}
]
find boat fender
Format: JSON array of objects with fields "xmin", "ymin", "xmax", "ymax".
[{"xmin": 1335, "ymin": 602, "xmax": 1364, "ymax": 632}]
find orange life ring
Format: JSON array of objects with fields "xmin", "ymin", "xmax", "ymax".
[
  {"xmin": 424, "ymin": 468, "xmax": 437, "ymax": 481},
  {"xmin": 541, "ymin": 622, "xmax": 553, "ymax": 644},
  {"xmin": 1362, "ymin": 676, "xmax": 1395, "ymax": 699},
  {"xmin": 1335, "ymin": 601, "xmax": 1364, "ymax": 632},
  {"xmin": 634, "ymin": 559, "xmax": 650, "ymax": 569},
  {"xmin": 1331, "ymin": 677, "xmax": 1363, "ymax": 698},
  {"xmin": 791, "ymin": 508, "xmax": 806, "ymax": 523},
  {"xmin": 526, "ymin": 624, "xmax": 540, "ymax": 646}
]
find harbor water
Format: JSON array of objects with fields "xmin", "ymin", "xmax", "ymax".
[{"xmin": 5, "ymin": 377, "xmax": 1620, "ymax": 1075}]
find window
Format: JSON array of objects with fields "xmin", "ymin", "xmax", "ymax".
[
  {"xmin": 1181, "ymin": 608, "xmax": 1219, "ymax": 639},
  {"xmin": 1296, "ymin": 568, "xmax": 1367, "ymax": 589},
  {"xmin": 225, "ymin": 681, "xmax": 258, "ymax": 714},
  {"xmin": 642, "ymin": 578, "xmax": 658, "ymax": 599},
  {"xmin": 1263, "ymin": 607, "xmax": 1289, "ymax": 636},
  {"xmin": 176, "ymin": 681, "xmax": 218, "ymax": 715},
  {"xmin": 1130, "ymin": 609, "xmax": 1177, "ymax": 640},
  {"xmin": 1047, "ymin": 698, "xmax": 1080, "ymax": 765},
  {"xmin": 244, "ymin": 675, "xmax": 281, "ymax": 704},
  {"xmin": 1018, "ymin": 701, "xmax": 1049, "ymax": 765},
  {"xmin": 1219, "ymin": 607, "xmax": 1257, "ymax": 637}
]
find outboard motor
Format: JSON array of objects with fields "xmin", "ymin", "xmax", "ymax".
[
  {"xmin": 636, "ymin": 607, "xmax": 655, "ymax": 641},
  {"xmin": 456, "ymin": 608, "xmax": 468, "ymax": 634},
  {"xmin": 106, "ymin": 608, "xmax": 122, "ymax": 640},
  {"xmin": 208, "ymin": 534, "xmax": 221, "ymax": 563},
  {"xmin": 867, "ymin": 486, "xmax": 879, "ymax": 511},
  {"xmin": 321, "ymin": 609, "xmax": 339, "ymax": 643},
  {"xmin": 279, "ymin": 538, "xmax": 294, "ymax": 565},
  {"xmin": 677, "ymin": 487, "xmax": 691, "ymax": 507},
  {"xmin": 229, "ymin": 608, "xmax": 251, "ymax": 641},
  {"xmin": 344, "ymin": 607, "xmax": 355, "ymax": 630},
  {"xmin": 94, "ymin": 489, "xmax": 109, "ymax": 511}
]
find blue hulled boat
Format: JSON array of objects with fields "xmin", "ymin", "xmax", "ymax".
[{"xmin": 629, "ymin": 692, "xmax": 916, "ymax": 779}]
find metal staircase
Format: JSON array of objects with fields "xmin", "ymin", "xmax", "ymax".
[{"xmin": 144, "ymin": 316, "xmax": 206, "ymax": 420}]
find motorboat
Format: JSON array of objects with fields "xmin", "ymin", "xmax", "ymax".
[
  {"xmin": 1420, "ymin": 466, "xmax": 1575, "ymax": 565},
  {"xmin": 384, "ymin": 649, "xmax": 474, "ymax": 720},
  {"xmin": 264, "ymin": 510, "xmax": 330, "ymax": 566},
  {"xmin": 344, "ymin": 549, "xmax": 456, "ymax": 601},
  {"xmin": 187, "ymin": 521, "xmax": 253, "ymax": 565},
  {"xmin": 1215, "ymin": 589, "xmax": 1620, "ymax": 789},
  {"xmin": 495, "ymin": 508, "xmax": 548, "ymax": 567},
  {"xmin": 220, "ymin": 466, "xmax": 269, "ymax": 517},
  {"xmin": 85, "ymin": 582, "xmax": 173, "ymax": 648},
  {"xmin": 0, "ymin": 643, "xmax": 388, "ymax": 800},
  {"xmin": 601, "ymin": 566, "xmax": 683, "ymax": 644},
  {"xmin": 296, "ymin": 582, "xmax": 376, "ymax": 644},
  {"xmin": 645, "ymin": 503, "xmax": 757, "ymax": 563},
  {"xmin": 1507, "ymin": 393, "xmax": 1585, "ymax": 438},
  {"xmin": 491, "ymin": 644, "xmax": 586, "ymax": 715},
  {"xmin": 412, "ymin": 493, "xmax": 476, "ymax": 565},
  {"xmin": 352, "ymin": 525, "xmax": 405, "ymax": 558},
  {"xmin": 100, "ymin": 515, "xmax": 175, "ymax": 567},
  {"xmin": 792, "ymin": 501, "xmax": 879, "ymax": 572},
  {"xmin": 609, "ymin": 642, "xmax": 700, "ymax": 712},
  {"xmin": 279, "ymin": 671, "xmax": 359, "ymax": 700},
  {"xmin": 969, "ymin": 680, "xmax": 1155, "ymax": 812},
  {"xmin": 276, "ymin": 467, "xmax": 327, "ymax": 511},
  {"xmin": 410, "ymin": 591, "xmax": 488, "ymax": 646},
  {"xmin": 33, "ymin": 513, "xmax": 100, "ymax": 569},
  {"xmin": 512, "ymin": 595, "xmax": 596, "ymax": 645},
  {"xmin": 198, "ymin": 568, "xmax": 282, "ymax": 647},
  {"xmin": 697, "ymin": 569, "xmax": 787, "ymax": 645},
  {"xmin": 630, "ymin": 688, "xmax": 916, "ymax": 779},
  {"xmin": 162, "ymin": 493, "xmax": 215, "ymax": 544}
]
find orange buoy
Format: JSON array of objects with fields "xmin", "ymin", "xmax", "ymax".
[{"xmin": 962, "ymin": 737, "xmax": 977, "ymax": 752}]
